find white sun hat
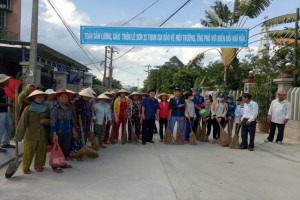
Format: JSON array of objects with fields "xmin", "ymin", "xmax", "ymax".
[
  {"xmin": 78, "ymin": 89, "xmax": 95, "ymax": 98},
  {"xmin": 97, "ymin": 94, "xmax": 110, "ymax": 99},
  {"xmin": 25, "ymin": 90, "xmax": 48, "ymax": 101},
  {"xmin": 0, "ymin": 74, "xmax": 11, "ymax": 83},
  {"xmin": 45, "ymin": 89, "xmax": 56, "ymax": 94}
]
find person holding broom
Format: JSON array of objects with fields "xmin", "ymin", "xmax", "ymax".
[
  {"xmin": 226, "ymin": 94, "xmax": 236, "ymax": 139},
  {"xmin": 93, "ymin": 94, "xmax": 111, "ymax": 148},
  {"xmin": 50, "ymin": 89, "xmax": 77, "ymax": 173},
  {"xmin": 192, "ymin": 88, "xmax": 205, "ymax": 132},
  {"xmin": 234, "ymin": 96, "xmax": 244, "ymax": 134},
  {"xmin": 113, "ymin": 89, "xmax": 130, "ymax": 142},
  {"xmin": 158, "ymin": 92, "xmax": 170, "ymax": 142},
  {"xmin": 211, "ymin": 93, "xmax": 228, "ymax": 143},
  {"xmin": 74, "ymin": 88, "xmax": 95, "ymax": 143},
  {"xmin": 102, "ymin": 91, "xmax": 113, "ymax": 144},
  {"xmin": 184, "ymin": 92, "xmax": 196, "ymax": 142},
  {"xmin": 15, "ymin": 90, "xmax": 50, "ymax": 174},
  {"xmin": 169, "ymin": 88, "xmax": 185, "ymax": 139},
  {"xmin": 204, "ymin": 94, "xmax": 213, "ymax": 141},
  {"xmin": 141, "ymin": 89, "xmax": 159, "ymax": 145},
  {"xmin": 127, "ymin": 92, "xmax": 142, "ymax": 142}
]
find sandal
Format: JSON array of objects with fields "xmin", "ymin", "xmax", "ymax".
[
  {"xmin": 23, "ymin": 169, "xmax": 32, "ymax": 174},
  {"xmin": 53, "ymin": 167, "xmax": 63, "ymax": 173},
  {"xmin": 62, "ymin": 164, "xmax": 72, "ymax": 169},
  {"xmin": 35, "ymin": 167, "xmax": 44, "ymax": 172}
]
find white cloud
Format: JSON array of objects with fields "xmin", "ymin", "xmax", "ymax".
[{"xmin": 39, "ymin": 0, "xmax": 90, "ymax": 28}]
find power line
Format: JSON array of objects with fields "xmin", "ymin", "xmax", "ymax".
[
  {"xmin": 122, "ymin": 0, "xmax": 160, "ymax": 26},
  {"xmin": 46, "ymin": 0, "xmax": 104, "ymax": 75},
  {"xmin": 113, "ymin": 0, "xmax": 192, "ymax": 61}
]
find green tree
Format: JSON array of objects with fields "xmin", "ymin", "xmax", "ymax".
[
  {"xmin": 92, "ymin": 75, "xmax": 102, "ymax": 86},
  {"xmin": 112, "ymin": 78, "xmax": 122, "ymax": 89}
]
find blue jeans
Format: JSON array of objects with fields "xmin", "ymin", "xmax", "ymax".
[
  {"xmin": 169, "ymin": 116, "xmax": 184, "ymax": 138},
  {"xmin": 0, "ymin": 112, "xmax": 13, "ymax": 145}
]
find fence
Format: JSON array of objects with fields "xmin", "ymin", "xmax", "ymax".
[{"xmin": 287, "ymin": 87, "xmax": 300, "ymax": 121}]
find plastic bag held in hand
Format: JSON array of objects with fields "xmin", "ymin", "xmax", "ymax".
[{"xmin": 49, "ymin": 141, "xmax": 67, "ymax": 168}]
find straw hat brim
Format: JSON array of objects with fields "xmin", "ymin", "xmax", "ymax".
[
  {"xmin": 117, "ymin": 89, "xmax": 130, "ymax": 95},
  {"xmin": 97, "ymin": 94, "xmax": 111, "ymax": 100},
  {"xmin": 0, "ymin": 75, "xmax": 10, "ymax": 83},
  {"xmin": 158, "ymin": 93, "xmax": 170, "ymax": 99},
  {"xmin": 25, "ymin": 90, "xmax": 49, "ymax": 101},
  {"xmin": 78, "ymin": 90, "xmax": 95, "ymax": 98},
  {"xmin": 51, "ymin": 92, "xmax": 75, "ymax": 101}
]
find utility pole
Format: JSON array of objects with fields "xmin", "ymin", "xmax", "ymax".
[
  {"xmin": 137, "ymin": 79, "xmax": 139, "ymax": 91},
  {"xmin": 29, "ymin": 0, "xmax": 39, "ymax": 85},
  {"xmin": 145, "ymin": 65, "xmax": 151, "ymax": 76},
  {"xmin": 108, "ymin": 46, "xmax": 116, "ymax": 90},
  {"xmin": 103, "ymin": 46, "xmax": 108, "ymax": 88},
  {"xmin": 294, "ymin": 8, "xmax": 299, "ymax": 87}
]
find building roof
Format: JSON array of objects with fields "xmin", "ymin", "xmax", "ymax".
[{"xmin": 0, "ymin": 40, "xmax": 90, "ymax": 71}]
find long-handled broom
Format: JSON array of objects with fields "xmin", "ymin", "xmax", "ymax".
[
  {"xmin": 74, "ymin": 115, "xmax": 99, "ymax": 160},
  {"xmin": 175, "ymin": 121, "xmax": 185, "ymax": 145},
  {"xmin": 199, "ymin": 121, "xmax": 207, "ymax": 142},
  {"xmin": 163, "ymin": 120, "xmax": 175, "ymax": 144},
  {"xmin": 187, "ymin": 116, "xmax": 197, "ymax": 145},
  {"xmin": 229, "ymin": 124, "xmax": 241, "ymax": 149},
  {"xmin": 109, "ymin": 120, "xmax": 116, "ymax": 144},
  {"xmin": 215, "ymin": 117, "xmax": 229, "ymax": 147},
  {"xmin": 130, "ymin": 119, "xmax": 139, "ymax": 144},
  {"xmin": 121, "ymin": 117, "xmax": 127, "ymax": 144},
  {"xmin": 196, "ymin": 120, "xmax": 201, "ymax": 141}
]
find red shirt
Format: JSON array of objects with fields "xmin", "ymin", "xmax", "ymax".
[
  {"xmin": 159, "ymin": 101, "xmax": 170, "ymax": 118},
  {"xmin": 119, "ymin": 100, "xmax": 128, "ymax": 118}
]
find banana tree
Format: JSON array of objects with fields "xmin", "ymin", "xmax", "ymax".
[{"xmin": 200, "ymin": 0, "xmax": 272, "ymax": 87}]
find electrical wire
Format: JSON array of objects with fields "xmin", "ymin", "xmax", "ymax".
[
  {"xmin": 113, "ymin": 0, "xmax": 192, "ymax": 61},
  {"xmin": 47, "ymin": 0, "xmax": 104, "ymax": 75}
]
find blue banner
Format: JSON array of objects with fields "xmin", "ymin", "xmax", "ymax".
[{"xmin": 80, "ymin": 26, "xmax": 249, "ymax": 47}]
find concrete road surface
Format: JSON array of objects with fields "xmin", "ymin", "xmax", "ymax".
[{"xmin": 1, "ymin": 135, "xmax": 300, "ymax": 200}]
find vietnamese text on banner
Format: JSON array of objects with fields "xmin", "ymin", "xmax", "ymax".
[{"xmin": 80, "ymin": 26, "xmax": 249, "ymax": 47}]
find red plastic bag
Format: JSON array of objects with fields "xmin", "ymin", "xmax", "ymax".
[
  {"xmin": 4, "ymin": 78, "xmax": 22, "ymax": 101},
  {"xmin": 49, "ymin": 142, "xmax": 67, "ymax": 168}
]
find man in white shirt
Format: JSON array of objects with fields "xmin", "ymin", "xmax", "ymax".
[
  {"xmin": 265, "ymin": 90, "xmax": 291, "ymax": 144},
  {"xmin": 240, "ymin": 93, "xmax": 259, "ymax": 151}
]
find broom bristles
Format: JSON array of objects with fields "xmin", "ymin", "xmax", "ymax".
[
  {"xmin": 229, "ymin": 134, "xmax": 239, "ymax": 149},
  {"xmin": 189, "ymin": 131, "xmax": 197, "ymax": 145},
  {"xmin": 109, "ymin": 123, "xmax": 116, "ymax": 144},
  {"xmin": 92, "ymin": 137, "xmax": 99, "ymax": 151},
  {"xmin": 131, "ymin": 130, "xmax": 139, "ymax": 144},
  {"xmin": 220, "ymin": 128, "xmax": 229, "ymax": 147},
  {"xmin": 121, "ymin": 130, "xmax": 127, "ymax": 144},
  {"xmin": 163, "ymin": 127, "xmax": 175, "ymax": 144},
  {"xmin": 199, "ymin": 123, "xmax": 207, "ymax": 142},
  {"xmin": 175, "ymin": 126, "xmax": 185, "ymax": 145}
]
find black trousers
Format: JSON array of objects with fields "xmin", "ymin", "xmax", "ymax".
[
  {"xmin": 241, "ymin": 121, "xmax": 257, "ymax": 149},
  {"xmin": 206, "ymin": 117, "xmax": 213, "ymax": 136},
  {"xmin": 267, "ymin": 122, "xmax": 285, "ymax": 142},
  {"xmin": 58, "ymin": 134, "xmax": 72, "ymax": 158},
  {"xmin": 159, "ymin": 118, "xmax": 168, "ymax": 139},
  {"xmin": 142, "ymin": 119, "xmax": 155, "ymax": 143},
  {"xmin": 212, "ymin": 117, "xmax": 225, "ymax": 139},
  {"xmin": 193, "ymin": 116, "xmax": 200, "ymax": 132}
]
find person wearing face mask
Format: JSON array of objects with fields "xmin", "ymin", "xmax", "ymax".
[
  {"xmin": 15, "ymin": 90, "xmax": 50, "ymax": 174},
  {"xmin": 192, "ymin": 88, "xmax": 205, "ymax": 132},
  {"xmin": 234, "ymin": 96, "xmax": 244, "ymax": 134},
  {"xmin": 204, "ymin": 94, "xmax": 213, "ymax": 141},
  {"xmin": 226, "ymin": 94, "xmax": 236, "ymax": 137},
  {"xmin": 184, "ymin": 92, "xmax": 196, "ymax": 141},
  {"xmin": 211, "ymin": 92, "xmax": 228, "ymax": 143}
]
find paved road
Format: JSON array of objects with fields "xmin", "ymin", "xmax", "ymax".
[{"xmin": 1, "ymin": 135, "xmax": 300, "ymax": 200}]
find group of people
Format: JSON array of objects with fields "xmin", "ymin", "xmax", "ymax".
[{"xmin": 0, "ymin": 73, "xmax": 291, "ymax": 174}]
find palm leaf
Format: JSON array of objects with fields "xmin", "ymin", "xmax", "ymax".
[
  {"xmin": 263, "ymin": 13, "xmax": 299, "ymax": 28},
  {"xmin": 243, "ymin": 0, "xmax": 272, "ymax": 18},
  {"xmin": 220, "ymin": 48, "xmax": 238, "ymax": 69},
  {"xmin": 268, "ymin": 30, "xmax": 300, "ymax": 39},
  {"xmin": 272, "ymin": 38, "xmax": 300, "ymax": 47}
]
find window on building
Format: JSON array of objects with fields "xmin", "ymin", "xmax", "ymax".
[{"xmin": 0, "ymin": 11, "xmax": 6, "ymax": 28}]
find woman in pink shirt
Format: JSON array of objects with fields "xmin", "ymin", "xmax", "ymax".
[{"xmin": 158, "ymin": 93, "xmax": 170, "ymax": 142}]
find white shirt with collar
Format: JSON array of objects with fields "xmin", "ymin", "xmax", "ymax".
[
  {"xmin": 241, "ymin": 100, "xmax": 258, "ymax": 122},
  {"xmin": 268, "ymin": 99, "xmax": 291, "ymax": 124}
]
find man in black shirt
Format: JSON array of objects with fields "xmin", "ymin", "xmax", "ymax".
[{"xmin": 0, "ymin": 74, "xmax": 14, "ymax": 152}]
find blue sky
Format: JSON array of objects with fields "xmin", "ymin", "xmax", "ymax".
[{"xmin": 21, "ymin": 0, "xmax": 300, "ymax": 87}]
